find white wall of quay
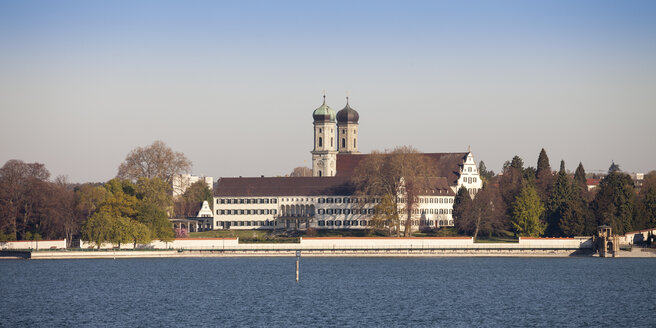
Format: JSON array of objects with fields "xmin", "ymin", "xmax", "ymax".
[
  {"xmin": 518, "ymin": 237, "xmax": 593, "ymax": 249},
  {"xmin": 299, "ymin": 237, "xmax": 474, "ymax": 249},
  {"xmin": 80, "ymin": 238, "xmax": 239, "ymax": 250},
  {"xmin": 0, "ymin": 240, "xmax": 67, "ymax": 250},
  {"xmin": 75, "ymin": 237, "xmax": 594, "ymax": 250}
]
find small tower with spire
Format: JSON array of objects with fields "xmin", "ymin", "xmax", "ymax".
[
  {"xmin": 336, "ymin": 96, "xmax": 360, "ymax": 154},
  {"xmin": 311, "ymin": 93, "xmax": 338, "ymax": 177}
]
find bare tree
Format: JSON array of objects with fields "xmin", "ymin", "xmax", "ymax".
[
  {"xmin": 289, "ymin": 166, "xmax": 312, "ymax": 177},
  {"xmin": 117, "ymin": 140, "xmax": 192, "ymax": 184},
  {"xmin": 352, "ymin": 146, "xmax": 436, "ymax": 236},
  {"xmin": 0, "ymin": 160, "xmax": 50, "ymax": 239}
]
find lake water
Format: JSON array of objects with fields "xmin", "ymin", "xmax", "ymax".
[{"xmin": 1, "ymin": 257, "xmax": 655, "ymax": 327}]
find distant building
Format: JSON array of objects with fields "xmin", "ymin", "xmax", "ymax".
[
  {"xmin": 586, "ymin": 178, "xmax": 601, "ymax": 191},
  {"xmin": 172, "ymin": 174, "xmax": 213, "ymax": 197},
  {"xmin": 197, "ymin": 201, "xmax": 213, "ymax": 218},
  {"xmin": 210, "ymin": 96, "xmax": 482, "ymax": 231},
  {"xmin": 631, "ymin": 173, "xmax": 644, "ymax": 190}
]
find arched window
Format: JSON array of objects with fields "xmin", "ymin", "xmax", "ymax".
[
  {"xmin": 354, "ymin": 138, "xmax": 357, "ymax": 148},
  {"xmin": 331, "ymin": 137, "xmax": 333, "ymax": 147},
  {"xmin": 318, "ymin": 171, "xmax": 322, "ymax": 177},
  {"xmin": 342, "ymin": 138, "xmax": 346, "ymax": 148},
  {"xmin": 318, "ymin": 137, "xmax": 322, "ymax": 147}
]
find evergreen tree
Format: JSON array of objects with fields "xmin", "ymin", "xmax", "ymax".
[
  {"xmin": 453, "ymin": 187, "xmax": 472, "ymax": 228},
  {"xmin": 478, "ymin": 161, "xmax": 495, "ymax": 181},
  {"xmin": 545, "ymin": 160, "xmax": 573, "ymax": 236},
  {"xmin": 608, "ymin": 162, "xmax": 621, "ymax": 174},
  {"xmin": 639, "ymin": 171, "xmax": 656, "ymax": 228},
  {"xmin": 592, "ymin": 165, "xmax": 636, "ymax": 235},
  {"xmin": 510, "ymin": 156, "xmax": 524, "ymax": 170},
  {"xmin": 535, "ymin": 149, "xmax": 554, "ymax": 202},
  {"xmin": 523, "ymin": 167, "xmax": 537, "ymax": 187},
  {"xmin": 573, "ymin": 162, "xmax": 587, "ymax": 191},
  {"xmin": 511, "ymin": 183, "xmax": 546, "ymax": 237},
  {"xmin": 500, "ymin": 156, "xmax": 525, "ymax": 220},
  {"xmin": 558, "ymin": 200, "xmax": 587, "ymax": 237},
  {"xmin": 570, "ymin": 162, "xmax": 596, "ymax": 234},
  {"xmin": 536, "ymin": 148, "xmax": 551, "ymax": 178}
]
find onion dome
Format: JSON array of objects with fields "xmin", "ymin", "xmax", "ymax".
[
  {"xmin": 336, "ymin": 97, "xmax": 359, "ymax": 124},
  {"xmin": 313, "ymin": 95, "xmax": 336, "ymax": 122}
]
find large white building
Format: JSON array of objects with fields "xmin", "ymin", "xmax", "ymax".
[
  {"xmin": 212, "ymin": 96, "xmax": 482, "ymax": 231},
  {"xmin": 172, "ymin": 174, "xmax": 213, "ymax": 197}
]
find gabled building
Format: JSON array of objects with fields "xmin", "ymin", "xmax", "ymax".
[{"xmin": 212, "ymin": 96, "xmax": 482, "ymax": 231}]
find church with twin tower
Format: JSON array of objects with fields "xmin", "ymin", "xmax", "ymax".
[
  {"xmin": 311, "ymin": 95, "xmax": 360, "ymax": 177},
  {"xmin": 210, "ymin": 94, "xmax": 483, "ymax": 231}
]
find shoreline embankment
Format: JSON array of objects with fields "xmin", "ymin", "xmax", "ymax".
[{"xmin": 3, "ymin": 236, "xmax": 655, "ymax": 259}]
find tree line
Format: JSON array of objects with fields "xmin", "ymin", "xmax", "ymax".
[
  {"xmin": 454, "ymin": 149, "xmax": 656, "ymax": 239},
  {"xmin": 0, "ymin": 141, "xmax": 212, "ymax": 247}
]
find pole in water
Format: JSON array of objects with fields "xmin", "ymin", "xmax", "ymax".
[{"xmin": 295, "ymin": 250, "xmax": 301, "ymax": 282}]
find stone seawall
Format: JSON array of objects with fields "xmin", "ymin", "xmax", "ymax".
[{"xmin": 22, "ymin": 248, "xmax": 595, "ymax": 259}]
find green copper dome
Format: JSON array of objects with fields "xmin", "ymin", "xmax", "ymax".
[{"xmin": 312, "ymin": 96, "xmax": 336, "ymax": 122}]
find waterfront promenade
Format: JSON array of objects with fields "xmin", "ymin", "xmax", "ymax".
[{"xmin": 3, "ymin": 236, "xmax": 655, "ymax": 259}]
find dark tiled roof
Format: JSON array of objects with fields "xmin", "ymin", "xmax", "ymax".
[
  {"xmin": 336, "ymin": 153, "xmax": 467, "ymax": 185},
  {"xmin": 418, "ymin": 177, "xmax": 456, "ymax": 196},
  {"xmin": 214, "ymin": 176, "xmax": 355, "ymax": 197}
]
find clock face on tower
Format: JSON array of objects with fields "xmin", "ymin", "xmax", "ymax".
[{"xmin": 317, "ymin": 160, "xmax": 325, "ymax": 168}]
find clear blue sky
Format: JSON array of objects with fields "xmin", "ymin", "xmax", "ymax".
[{"xmin": 1, "ymin": 0, "xmax": 655, "ymax": 182}]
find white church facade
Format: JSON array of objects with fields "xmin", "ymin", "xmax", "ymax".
[{"xmin": 211, "ymin": 96, "xmax": 482, "ymax": 231}]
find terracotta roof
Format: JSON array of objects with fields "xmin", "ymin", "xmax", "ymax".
[
  {"xmin": 586, "ymin": 178, "xmax": 601, "ymax": 186},
  {"xmin": 336, "ymin": 153, "xmax": 467, "ymax": 185},
  {"xmin": 214, "ymin": 176, "xmax": 355, "ymax": 197}
]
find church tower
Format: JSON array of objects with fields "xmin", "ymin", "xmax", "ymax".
[
  {"xmin": 311, "ymin": 95, "xmax": 337, "ymax": 177},
  {"xmin": 336, "ymin": 96, "xmax": 360, "ymax": 154}
]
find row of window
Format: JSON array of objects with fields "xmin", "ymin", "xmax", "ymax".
[
  {"xmin": 417, "ymin": 197, "xmax": 454, "ymax": 204},
  {"xmin": 216, "ymin": 207, "xmax": 453, "ymax": 216},
  {"xmin": 318, "ymin": 197, "xmax": 382, "ymax": 204},
  {"xmin": 418, "ymin": 208, "xmax": 452, "ymax": 215},
  {"xmin": 399, "ymin": 197, "xmax": 454, "ymax": 204},
  {"xmin": 397, "ymin": 208, "xmax": 453, "ymax": 215},
  {"xmin": 463, "ymin": 177, "xmax": 477, "ymax": 184},
  {"xmin": 318, "ymin": 220, "xmax": 368, "ymax": 226},
  {"xmin": 217, "ymin": 198, "xmax": 278, "ymax": 205},
  {"xmin": 217, "ymin": 221, "xmax": 276, "ymax": 227},
  {"xmin": 214, "ymin": 219, "xmax": 453, "ymax": 228},
  {"xmin": 216, "ymin": 197, "xmax": 456, "ymax": 205},
  {"xmin": 216, "ymin": 209, "xmax": 278, "ymax": 215},
  {"xmin": 315, "ymin": 219, "xmax": 454, "ymax": 227},
  {"xmin": 317, "ymin": 208, "xmax": 375, "ymax": 215},
  {"xmin": 316, "ymin": 208, "xmax": 453, "ymax": 216}
]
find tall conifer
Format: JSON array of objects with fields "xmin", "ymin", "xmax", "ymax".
[
  {"xmin": 453, "ymin": 187, "xmax": 472, "ymax": 226},
  {"xmin": 535, "ymin": 149, "xmax": 554, "ymax": 202},
  {"xmin": 545, "ymin": 160, "xmax": 573, "ymax": 236},
  {"xmin": 592, "ymin": 164, "xmax": 636, "ymax": 234},
  {"xmin": 536, "ymin": 148, "xmax": 551, "ymax": 178},
  {"xmin": 574, "ymin": 162, "xmax": 587, "ymax": 191}
]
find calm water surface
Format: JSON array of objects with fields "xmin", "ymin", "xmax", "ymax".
[{"xmin": 1, "ymin": 257, "xmax": 655, "ymax": 327}]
